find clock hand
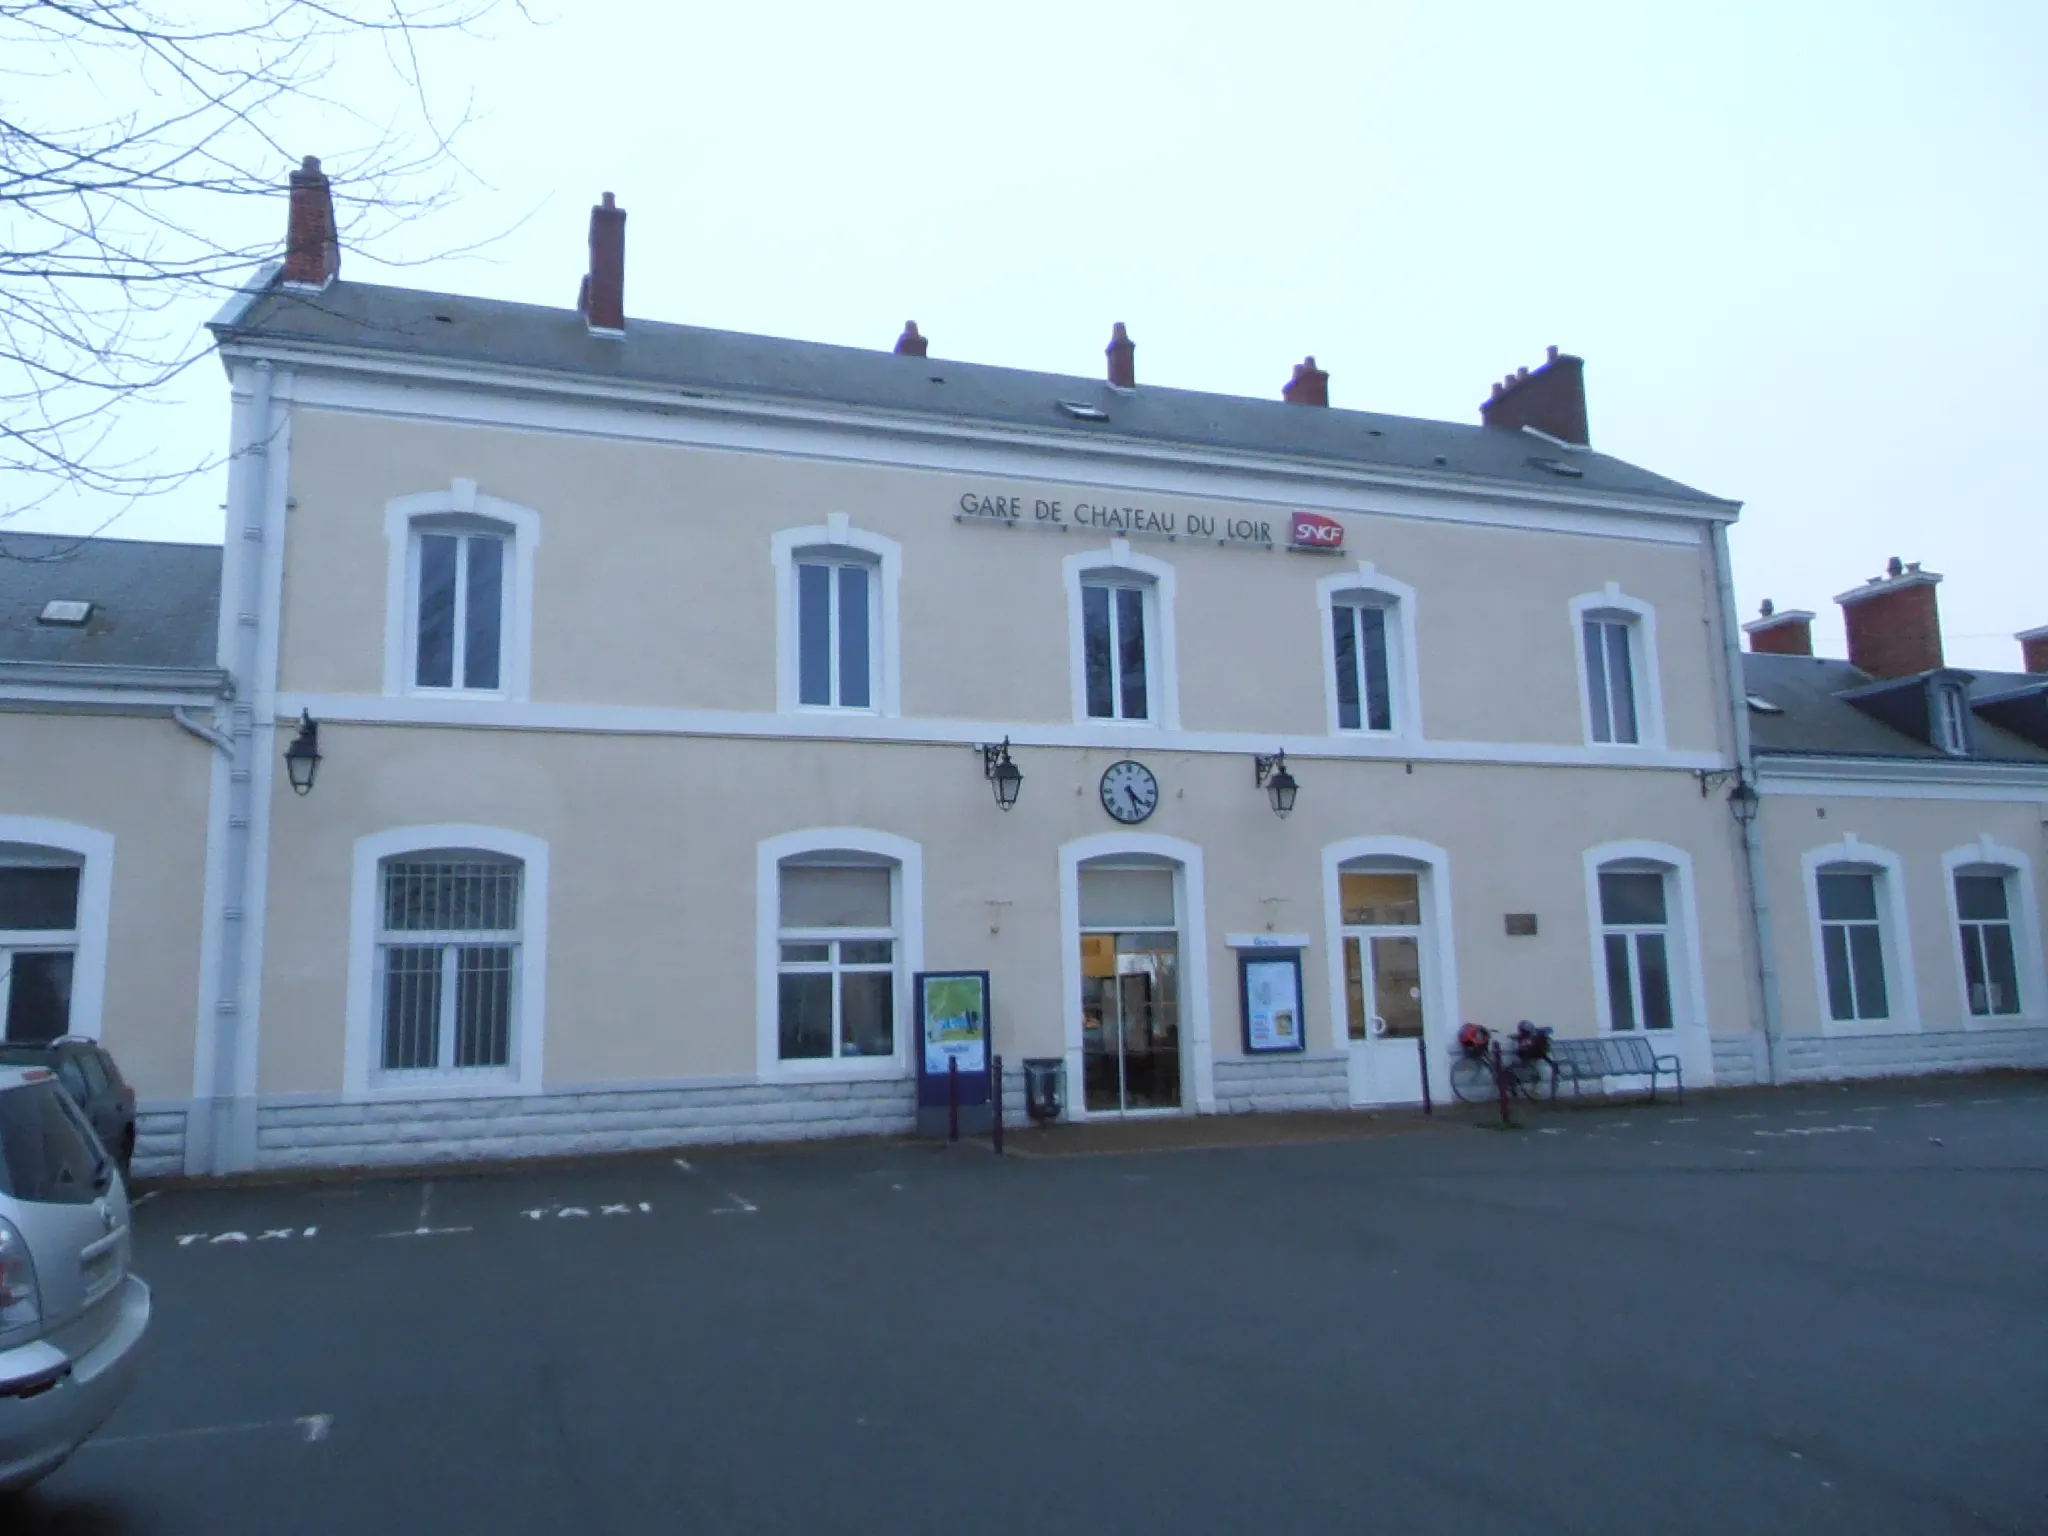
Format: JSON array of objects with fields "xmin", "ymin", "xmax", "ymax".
[{"xmin": 1124, "ymin": 787, "xmax": 1142, "ymax": 812}]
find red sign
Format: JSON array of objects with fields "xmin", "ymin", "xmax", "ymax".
[{"xmin": 1289, "ymin": 511, "xmax": 1346, "ymax": 552}]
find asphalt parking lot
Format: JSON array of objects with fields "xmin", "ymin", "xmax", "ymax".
[{"xmin": 10, "ymin": 1075, "xmax": 2048, "ymax": 1535}]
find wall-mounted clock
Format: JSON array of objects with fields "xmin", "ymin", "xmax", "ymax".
[{"xmin": 1099, "ymin": 760, "xmax": 1160, "ymax": 824}]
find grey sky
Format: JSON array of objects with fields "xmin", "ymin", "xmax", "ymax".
[{"xmin": 12, "ymin": 1, "xmax": 2044, "ymax": 669}]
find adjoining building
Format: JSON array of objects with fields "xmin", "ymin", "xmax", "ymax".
[
  {"xmin": 1734, "ymin": 572, "xmax": 2048, "ymax": 1083},
  {"xmin": 5, "ymin": 161, "xmax": 2037, "ymax": 1176}
]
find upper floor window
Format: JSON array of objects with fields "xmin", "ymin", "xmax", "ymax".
[
  {"xmin": 1816, "ymin": 864, "xmax": 1890, "ymax": 1022},
  {"xmin": 1597, "ymin": 867, "xmax": 1674, "ymax": 1031},
  {"xmin": 413, "ymin": 527, "xmax": 507, "ymax": 692},
  {"xmin": 382, "ymin": 481, "xmax": 540, "ymax": 700},
  {"xmin": 0, "ymin": 857, "xmax": 80, "ymax": 1044},
  {"xmin": 1333, "ymin": 602, "xmax": 1391, "ymax": 732},
  {"xmin": 773, "ymin": 517, "xmax": 901, "ymax": 716},
  {"xmin": 796, "ymin": 556, "xmax": 876, "ymax": 710},
  {"xmin": 1083, "ymin": 578, "xmax": 1151, "ymax": 721},
  {"xmin": 1318, "ymin": 564, "xmax": 1421, "ymax": 741},
  {"xmin": 1954, "ymin": 870, "xmax": 2021, "ymax": 1017},
  {"xmin": 1933, "ymin": 682, "xmax": 1972, "ymax": 756},
  {"xmin": 1065, "ymin": 543, "xmax": 1177, "ymax": 728},
  {"xmin": 1571, "ymin": 586, "xmax": 1662, "ymax": 748},
  {"xmin": 376, "ymin": 853, "xmax": 523, "ymax": 1077}
]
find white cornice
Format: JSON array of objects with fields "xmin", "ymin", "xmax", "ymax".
[
  {"xmin": 0, "ymin": 661, "xmax": 230, "ymax": 712},
  {"xmin": 216, "ymin": 338, "xmax": 1741, "ymax": 538},
  {"xmin": 1757, "ymin": 753, "xmax": 2048, "ymax": 798},
  {"xmin": 276, "ymin": 689, "xmax": 1725, "ymax": 773}
]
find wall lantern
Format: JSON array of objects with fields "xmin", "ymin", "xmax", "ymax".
[
  {"xmin": 1253, "ymin": 750, "xmax": 1298, "ymax": 819},
  {"xmin": 1727, "ymin": 778, "xmax": 1761, "ymax": 826},
  {"xmin": 980, "ymin": 737, "xmax": 1023, "ymax": 811},
  {"xmin": 283, "ymin": 710, "xmax": 322, "ymax": 796}
]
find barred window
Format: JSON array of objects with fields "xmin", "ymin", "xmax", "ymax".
[{"xmin": 376, "ymin": 855, "xmax": 521, "ymax": 1074}]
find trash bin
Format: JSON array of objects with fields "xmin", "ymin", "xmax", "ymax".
[{"xmin": 1022, "ymin": 1057, "xmax": 1066, "ymax": 1123}]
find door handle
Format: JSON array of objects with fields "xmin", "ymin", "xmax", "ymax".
[{"xmin": 1370, "ymin": 1015, "xmax": 1389, "ymax": 1038}]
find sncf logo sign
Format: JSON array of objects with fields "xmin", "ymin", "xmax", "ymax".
[{"xmin": 1289, "ymin": 511, "xmax": 1346, "ymax": 552}]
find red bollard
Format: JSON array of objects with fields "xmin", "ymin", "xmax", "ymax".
[{"xmin": 947, "ymin": 1057, "xmax": 960, "ymax": 1143}]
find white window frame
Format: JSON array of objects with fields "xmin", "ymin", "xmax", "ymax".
[
  {"xmin": 1933, "ymin": 683, "xmax": 1972, "ymax": 756},
  {"xmin": 1569, "ymin": 585, "xmax": 1665, "ymax": 749},
  {"xmin": 772, "ymin": 516, "xmax": 902, "ymax": 717},
  {"xmin": 0, "ymin": 817, "xmax": 114, "ymax": 1045},
  {"xmin": 343, "ymin": 825, "xmax": 549, "ymax": 1099},
  {"xmin": 755, "ymin": 828, "xmax": 921, "ymax": 1081},
  {"xmin": 1581, "ymin": 842, "xmax": 1710, "ymax": 1050},
  {"xmin": 1591, "ymin": 862, "xmax": 1680, "ymax": 1033},
  {"xmin": 1057, "ymin": 832, "xmax": 1212, "ymax": 1115},
  {"xmin": 1941, "ymin": 840, "xmax": 2046, "ymax": 1027},
  {"xmin": 382, "ymin": 480, "xmax": 541, "ymax": 700},
  {"xmin": 1064, "ymin": 541, "xmax": 1179, "ymax": 729},
  {"xmin": 1799, "ymin": 836, "xmax": 1918, "ymax": 1036},
  {"xmin": 1316, "ymin": 563, "xmax": 1422, "ymax": 741},
  {"xmin": 371, "ymin": 854, "xmax": 525, "ymax": 1081}
]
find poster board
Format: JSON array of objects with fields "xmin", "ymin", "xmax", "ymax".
[
  {"xmin": 913, "ymin": 971, "xmax": 992, "ymax": 1123},
  {"xmin": 1238, "ymin": 949, "xmax": 1306, "ymax": 1054}
]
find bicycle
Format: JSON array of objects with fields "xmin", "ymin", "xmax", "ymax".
[{"xmin": 1448, "ymin": 1021, "xmax": 1557, "ymax": 1105}]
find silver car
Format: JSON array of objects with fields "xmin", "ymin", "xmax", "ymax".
[{"xmin": 0, "ymin": 1063, "xmax": 150, "ymax": 1492}]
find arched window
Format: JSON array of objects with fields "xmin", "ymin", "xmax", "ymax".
[
  {"xmin": 1317, "ymin": 564, "xmax": 1421, "ymax": 739},
  {"xmin": 772, "ymin": 517, "xmax": 902, "ymax": 716},
  {"xmin": 1570, "ymin": 585, "xmax": 1663, "ymax": 748},
  {"xmin": 345, "ymin": 826, "xmax": 549, "ymax": 1096},
  {"xmin": 1943, "ymin": 841, "xmax": 2045, "ymax": 1022},
  {"xmin": 1584, "ymin": 842, "xmax": 1706, "ymax": 1039},
  {"xmin": 756, "ymin": 829, "xmax": 921, "ymax": 1077},
  {"xmin": 1064, "ymin": 542, "xmax": 1178, "ymax": 727},
  {"xmin": 382, "ymin": 480, "xmax": 541, "ymax": 699},
  {"xmin": 1799, "ymin": 837, "xmax": 1915, "ymax": 1032},
  {"xmin": 0, "ymin": 818, "xmax": 112, "ymax": 1044}
]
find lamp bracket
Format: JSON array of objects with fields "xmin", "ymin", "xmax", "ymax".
[
  {"xmin": 980, "ymin": 737, "xmax": 1014, "ymax": 778},
  {"xmin": 1254, "ymin": 750, "xmax": 1287, "ymax": 788}
]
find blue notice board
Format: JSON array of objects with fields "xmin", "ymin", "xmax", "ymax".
[{"xmin": 914, "ymin": 971, "xmax": 992, "ymax": 1124}]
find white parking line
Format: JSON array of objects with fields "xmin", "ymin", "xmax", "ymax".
[
  {"xmin": 676, "ymin": 1156, "xmax": 758, "ymax": 1215},
  {"xmin": 379, "ymin": 1180, "xmax": 476, "ymax": 1238},
  {"xmin": 1916, "ymin": 1102, "xmax": 1948, "ymax": 1110},
  {"xmin": 83, "ymin": 1413, "xmax": 334, "ymax": 1450}
]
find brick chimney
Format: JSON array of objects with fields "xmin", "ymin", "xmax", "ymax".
[
  {"xmin": 1106, "ymin": 323, "xmax": 1135, "ymax": 389},
  {"xmin": 2019, "ymin": 625, "xmax": 2048, "ymax": 675},
  {"xmin": 894, "ymin": 322, "xmax": 928, "ymax": 357},
  {"xmin": 1480, "ymin": 345, "xmax": 1588, "ymax": 446},
  {"xmin": 576, "ymin": 192, "xmax": 626, "ymax": 335},
  {"xmin": 1835, "ymin": 558, "xmax": 1944, "ymax": 679},
  {"xmin": 281, "ymin": 155, "xmax": 340, "ymax": 289},
  {"xmin": 1282, "ymin": 356, "xmax": 1329, "ymax": 407},
  {"xmin": 1743, "ymin": 599, "xmax": 1815, "ymax": 656}
]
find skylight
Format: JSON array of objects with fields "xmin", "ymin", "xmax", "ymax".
[
  {"xmin": 1056, "ymin": 400, "xmax": 1109, "ymax": 422},
  {"xmin": 37, "ymin": 600, "xmax": 92, "ymax": 626},
  {"xmin": 1745, "ymin": 694, "xmax": 1783, "ymax": 714}
]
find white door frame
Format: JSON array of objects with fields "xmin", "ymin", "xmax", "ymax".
[{"xmin": 1323, "ymin": 836, "xmax": 1458, "ymax": 1105}]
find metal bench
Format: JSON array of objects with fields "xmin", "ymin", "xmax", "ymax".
[{"xmin": 1545, "ymin": 1035, "xmax": 1683, "ymax": 1104}]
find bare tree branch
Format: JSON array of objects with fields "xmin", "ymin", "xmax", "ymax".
[{"xmin": 0, "ymin": 0, "xmax": 534, "ymax": 537}]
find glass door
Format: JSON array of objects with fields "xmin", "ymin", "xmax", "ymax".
[
  {"xmin": 1082, "ymin": 933, "xmax": 1182, "ymax": 1113},
  {"xmin": 1339, "ymin": 869, "xmax": 1429, "ymax": 1105}
]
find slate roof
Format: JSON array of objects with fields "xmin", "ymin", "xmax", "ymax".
[
  {"xmin": 0, "ymin": 532, "xmax": 221, "ymax": 670},
  {"xmin": 1743, "ymin": 652, "xmax": 2048, "ymax": 764},
  {"xmin": 214, "ymin": 279, "xmax": 1734, "ymax": 511}
]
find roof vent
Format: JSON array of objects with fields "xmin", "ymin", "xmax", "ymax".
[
  {"xmin": 1527, "ymin": 455, "xmax": 1585, "ymax": 479},
  {"xmin": 1745, "ymin": 694, "xmax": 1784, "ymax": 715},
  {"xmin": 37, "ymin": 600, "xmax": 92, "ymax": 626},
  {"xmin": 1057, "ymin": 400, "xmax": 1110, "ymax": 422}
]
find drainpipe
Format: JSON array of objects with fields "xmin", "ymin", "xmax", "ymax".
[
  {"xmin": 172, "ymin": 704, "xmax": 235, "ymax": 757},
  {"xmin": 199, "ymin": 359, "xmax": 273, "ymax": 1174},
  {"xmin": 1710, "ymin": 522, "xmax": 1783, "ymax": 1085}
]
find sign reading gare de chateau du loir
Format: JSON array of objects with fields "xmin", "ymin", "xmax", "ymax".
[{"xmin": 955, "ymin": 488, "xmax": 1345, "ymax": 554}]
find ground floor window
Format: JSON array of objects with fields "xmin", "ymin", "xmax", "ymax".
[
  {"xmin": 777, "ymin": 860, "xmax": 897, "ymax": 1060},
  {"xmin": 1598, "ymin": 866, "xmax": 1675, "ymax": 1031},
  {"xmin": 1816, "ymin": 864, "xmax": 1890, "ymax": 1023},
  {"xmin": 0, "ymin": 857, "xmax": 81, "ymax": 1044},
  {"xmin": 376, "ymin": 855, "xmax": 522, "ymax": 1074},
  {"xmin": 1078, "ymin": 863, "xmax": 1182, "ymax": 1113},
  {"xmin": 1955, "ymin": 869, "xmax": 2022, "ymax": 1018}
]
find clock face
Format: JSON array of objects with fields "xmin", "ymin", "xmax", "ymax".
[{"xmin": 1099, "ymin": 760, "xmax": 1160, "ymax": 824}]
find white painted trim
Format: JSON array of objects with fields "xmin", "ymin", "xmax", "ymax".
[
  {"xmin": 274, "ymin": 689, "xmax": 1725, "ymax": 773},
  {"xmin": 1321, "ymin": 836, "xmax": 1460, "ymax": 1105},
  {"xmin": 1063, "ymin": 540, "xmax": 1180, "ymax": 729},
  {"xmin": 342, "ymin": 825, "xmax": 551, "ymax": 1100},
  {"xmin": 1058, "ymin": 832, "xmax": 1213, "ymax": 1116},
  {"xmin": 754, "ymin": 827, "xmax": 923, "ymax": 1082},
  {"xmin": 769, "ymin": 520, "xmax": 903, "ymax": 717},
  {"xmin": 1315, "ymin": 562, "xmax": 1424, "ymax": 742},
  {"xmin": 238, "ymin": 353, "xmax": 1741, "ymax": 535},
  {"xmin": 0, "ymin": 688, "xmax": 227, "ymax": 712},
  {"xmin": 1939, "ymin": 840, "xmax": 2047, "ymax": 1028},
  {"xmin": 1225, "ymin": 933, "xmax": 1312, "ymax": 950},
  {"xmin": 1798, "ymin": 835, "xmax": 1920, "ymax": 1036},
  {"xmin": 0, "ymin": 817, "xmax": 113, "ymax": 1042},
  {"xmin": 1756, "ymin": 759, "xmax": 2048, "ymax": 798},
  {"xmin": 1569, "ymin": 584, "xmax": 1667, "ymax": 750},
  {"xmin": 1582, "ymin": 842, "xmax": 1712, "ymax": 1058},
  {"xmin": 381, "ymin": 481, "xmax": 541, "ymax": 700}
]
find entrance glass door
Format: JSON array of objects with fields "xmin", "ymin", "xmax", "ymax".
[
  {"xmin": 1340, "ymin": 870, "xmax": 1429, "ymax": 1104},
  {"xmin": 1078, "ymin": 865, "xmax": 1182, "ymax": 1115}
]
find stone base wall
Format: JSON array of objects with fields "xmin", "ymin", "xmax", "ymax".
[
  {"xmin": 252, "ymin": 1077, "xmax": 918, "ymax": 1172},
  {"xmin": 1778, "ymin": 1026, "xmax": 2048, "ymax": 1083},
  {"xmin": 1711, "ymin": 1035, "xmax": 1767, "ymax": 1089},
  {"xmin": 1211, "ymin": 1053, "xmax": 1349, "ymax": 1114},
  {"xmin": 132, "ymin": 1106, "xmax": 190, "ymax": 1180}
]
